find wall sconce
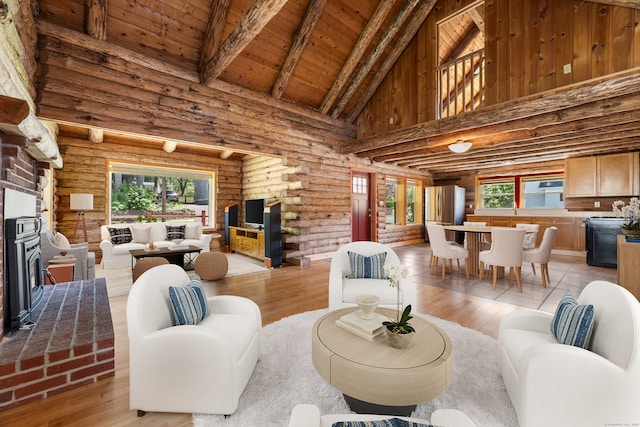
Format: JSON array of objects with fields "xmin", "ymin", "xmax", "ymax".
[
  {"xmin": 70, "ymin": 193, "xmax": 93, "ymax": 242},
  {"xmin": 448, "ymin": 140, "xmax": 472, "ymax": 153}
]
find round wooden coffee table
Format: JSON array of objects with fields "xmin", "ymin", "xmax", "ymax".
[{"xmin": 312, "ymin": 308, "xmax": 452, "ymax": 415}]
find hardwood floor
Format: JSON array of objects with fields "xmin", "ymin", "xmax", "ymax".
[{"xmin": 0, "ymin": 244, "xmax": 614, "ymax": 426}]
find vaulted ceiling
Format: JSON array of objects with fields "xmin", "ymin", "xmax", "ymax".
[{"xmin": 33, "ymin": 0, "xmax": 640, "ymax": 177}]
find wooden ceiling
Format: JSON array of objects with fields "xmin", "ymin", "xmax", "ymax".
[{"xmin": 34, "ymin": 0, "xmax": 640, "ymax": 177}]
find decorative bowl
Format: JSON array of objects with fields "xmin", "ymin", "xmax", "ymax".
[{"xmin": 355, "ymin": 294, "xmax": 380, "ymax": 320}]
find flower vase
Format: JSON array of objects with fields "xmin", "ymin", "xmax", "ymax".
[{"xmin": 386, "ymin": 327, "xmax": 413, "ymax": 349}]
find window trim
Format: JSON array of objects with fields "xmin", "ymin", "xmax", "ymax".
[
  {"xmin": 477, "ymin": 172, "xmax": 564, "ymax": 209},
  {"xmin": 386, "ymin": 176, "xmax": 423, "ymax": 226}
]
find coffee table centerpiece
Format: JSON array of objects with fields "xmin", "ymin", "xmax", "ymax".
[{"xmin": 382, "ymin": 262, "xmax": 414, "ymax": 349}]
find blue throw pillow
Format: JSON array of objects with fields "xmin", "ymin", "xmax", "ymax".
[
  {"xmin": 346, "ymin": 251, "xmax": 387, "ymax": 279},
  {"xmin": 168, "ymin": 276, "xmax": 211, "ymax": 325},
  {"xmin": 332, "ymin": 419, "xmax": 434, "ymax": 427},
  {"xmin": 550, "ymin": 290, "xmax": 595, "ymax": 349}
]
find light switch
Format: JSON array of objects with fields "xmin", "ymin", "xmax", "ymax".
[{"xmin": 594, "ymin": 201, "xmax": 600, "ymax": 208}]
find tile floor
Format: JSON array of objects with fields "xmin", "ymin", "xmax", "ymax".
[{"xmin": 394, "ymin": 243, "xmax": 619, "ymax": 313}]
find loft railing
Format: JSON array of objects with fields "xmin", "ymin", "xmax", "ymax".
[{"xmin": 437, "ymin": 48, "xmax": 485, "ymax": 119}]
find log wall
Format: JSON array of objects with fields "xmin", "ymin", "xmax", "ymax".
[{"xmin": 357, "ymin": 0, "xmax": 640, "ymax": 138}]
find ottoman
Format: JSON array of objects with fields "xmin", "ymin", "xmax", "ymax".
[
  {"xmin": 132, "ymin": 257, "xmax": 170, "ymax": 282},
  {"xmin": 195, "ymin": 252, "xmax": 229, "ymax": 280}
]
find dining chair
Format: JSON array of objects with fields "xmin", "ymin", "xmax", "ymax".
[
  {"xmin": 523, "ymin": 226, "xmax": 557, "ymax": 288},
  {"xmin": 426, "ymin": 224, "xmax": 469, "ymax": 280},
  {"xmin": 479, "ymin": 228, "xmax": 526, "ymax": 291},
  {"xmin": 515, "ymin": 223, "xmax": 540, "ymax": 250}
]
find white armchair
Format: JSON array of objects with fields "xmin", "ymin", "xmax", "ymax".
[
  {"xmin": 328, "ymin": 241, "xmax": 416, "ymax": 311},
  {"xmin": 499, "ymin": 280, "xmax": 640, "ymax": 427},
  {"xmin": 40, "ymin": 230, "xmax": 95, "ymax": 280},
  {"xmin": 288, "ymin": 404, "xmax": 477, "ymax": 427},
  {"xmin": 127, "ymin": 264, "xmax": 261, "ymax": 415}
]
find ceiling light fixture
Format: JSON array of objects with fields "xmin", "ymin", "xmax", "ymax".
[{"xmin": 448, "ymin": 140, "xmax": 472, "ymax": 153}]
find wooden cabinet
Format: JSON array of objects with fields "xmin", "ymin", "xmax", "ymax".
[
  {"xmin": 565, "ymin": 152, "xmax": 638, "ymax": 197},
  {"xmin": 467, "ymin": 215, "xmax": 584, "ymax": 251},
  {"xmin": 229, "ymin": 226, "xmax": 264, "ymax": 260},
  {"xmin": 617, "ymin": 235, "xmax": 640, "ymax": 301},
  {"xmin": 565, "ymin": 156, "xmax": 597, "ymax": 197}
]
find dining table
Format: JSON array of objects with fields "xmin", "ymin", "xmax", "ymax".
[{"xmin": 442, "ymin": 225, "xmax": 495, "ymax": 277}]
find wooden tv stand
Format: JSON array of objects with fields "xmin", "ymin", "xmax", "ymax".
[{"xmin": 228, "ymin": 226, "xmax": 264, "ymax": 260}]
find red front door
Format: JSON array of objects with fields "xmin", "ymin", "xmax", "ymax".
[{"xmin": 352, "ymin": 171, "xmax": 372, "ymax": 241}]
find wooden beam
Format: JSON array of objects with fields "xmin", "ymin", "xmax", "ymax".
[
  {"xmin": 318, "ymin": 0, "xmax": 398, "ymax": 114},
  {"xmin": 468, "ymin": 4, "xmax": 485, "ymax": 34},
  {"xmin": 330, "ymin": 0, "xmax": 421, "ymax": 118},
  {"xmin": 345, "ymin": 0, "xmax": 437, "ymax": 123},
  {"xmin": 0, "ymin": 93, "xmax": 30, "ymax": 125},
  {"xmin": 198, "ymin": 0, "xmax": 231, "ymax": 79},
  {"xmin": 582, "ymin": 0, "xmax": 640, "ymax": 9},
  {"xmin": 200, "ymin": 0, "xmax": 289, "ymax": 85},
  {"xmin": 271, "ymin": 0, "xmax": 327, "ymax": 99},
  {"xmin": 88, "ymin": 128, "xmax": 103, "ymax": 142},
  {"xmin": 85, "ymin": 0, "xmax": 108, "ymax": 41},
  {"xmin": 342, "ymin": 67, "xmax": 640, "ymax": 154}
]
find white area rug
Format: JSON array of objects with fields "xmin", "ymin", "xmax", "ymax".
[
  {"xmin": 193, "ymin": 309, "xmax": 518, "ymax": 427},
  {"xmin": 98, "ymin": 253, "xmax": 268, "ymax": 297}
]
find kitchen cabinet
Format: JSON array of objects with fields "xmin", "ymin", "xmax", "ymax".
[
  {"xmin": 617, "ymin": 235, "xmax": 640, "ymax": 301},
  {"xmin": 565, "ymin": 152, "xmax": 638, "ymax": 197}
]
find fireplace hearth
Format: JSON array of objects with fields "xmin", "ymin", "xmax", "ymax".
[{"xmin": 4, "ymin": 217, "xmax": 44, "ymax": 333}]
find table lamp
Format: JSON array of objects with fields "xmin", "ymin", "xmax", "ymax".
[{"xmin": 70, "ymin": 193, "xmax": 93, "ymax": 242}]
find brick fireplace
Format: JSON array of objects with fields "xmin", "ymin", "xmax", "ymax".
[{"xmin": 0, "ymin": 135, "xmax": 115, "ymax": 411}]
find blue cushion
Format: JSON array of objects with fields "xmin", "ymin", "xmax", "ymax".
[
  {"xmin": 332, "ymin": 419, "xmax": 433, "ymax": 427},
  {"xmin": 346, "ymin": 251, "xmax": 387, "ymax": 279},
  {"xmin": 550, "ymin": 290, "xmax": 595, "ymax": 349},
  {"xmin": 168, "ymin": 276, "xmax": 211, "ymax": 325}
]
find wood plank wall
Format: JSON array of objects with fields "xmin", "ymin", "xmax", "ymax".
[{"xmin": 357, "ymin": 0, "xmax": 640, "ymax": 138}]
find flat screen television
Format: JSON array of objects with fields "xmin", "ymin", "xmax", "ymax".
[{"xmin": 244, "ymin": 198, "xmax": 265, "ymax": 226}]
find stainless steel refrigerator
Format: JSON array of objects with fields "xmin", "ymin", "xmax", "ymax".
[{"xmin": 425, "ymin": 185, "xmax": 466, "ymax": 243}]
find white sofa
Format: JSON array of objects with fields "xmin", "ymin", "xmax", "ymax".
[
  {"xmin": 127, "ymin": 264, "xmax": 261, "ymax": 415},
  {"xmin": 499, "ymin": 280, "xmax": 640, "ymax": 427},
  {"xmin": 99, "ymin": 221, "xmax": 211, "ymax": 269},
  {"xmin": 328, "ymin": 241, "xmax": 417, "ymax": 311},
  {"xmin": 288, "ymin": 404, "xmax": 477, "ymax": 427}
]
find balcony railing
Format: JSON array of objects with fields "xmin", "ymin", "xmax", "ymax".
[{"xmin": 437, "ymin": 48, "xmax": 485, "ymax": 119}]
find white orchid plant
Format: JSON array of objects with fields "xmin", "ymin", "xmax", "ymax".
[
  {"xmin": 613, "ymin": 197, "xmax": 640, "ymax": 231},
  {"xmin": 383, "ymin": 262, "xmax": 410, "ymax": 326}
]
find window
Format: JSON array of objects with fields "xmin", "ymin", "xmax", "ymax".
[
  {"xmin": 108, "ymin": 162, "xmax": 215, "ymax": 226},
  {"xmin": 478, "ymin": 174, "xmax": 564, "ymax": 209},
  {"xmin": 522, "ymin": 177, "xmax": 564, "ymax": 209},
  {"xmin": 386, "ymin": 178, "xmax": 399, "ymax": 225},
  {"xmin": 386, "ymin": 177, "xmax": 423, "ymax": 225},
  {"xmin": 406, "ymin": 181, "xmax": 417, "ymax": 224}
]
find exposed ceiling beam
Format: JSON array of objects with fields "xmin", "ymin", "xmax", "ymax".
[
  {"xmin": 199, "ymin": 0, "xmax": 231, "ymax": 79},
  {"xmin": 582, "ymin": 0, "xmax": 640, "ymax": 9},
  {"xmin": 329, "ymin": 0, "xmax": 421, "ymax": 118},
  {"xmin": 318, "ymin": 0, "xmax": 398, "ymax": 114},
  {"xmin": 468, "ymin": 4, "xmax": 485, "ymax": 34},
  {"xmin": 443, "ymin": 25, "xmax": 480, "ymax": 64},
  {"xmin": 85, "ymin": 0, "xmax": 108, "ymax": 40},
  {"xmin": 201, "ymin": 0, "xmax": 289, "ymax": 85},
  {"xmin": 271, "ymin": 0, "xmax": 327, "ymax": 99},
  {"xmin": 346, "ymin": 0, "xmax": 437, "ymax": 123}
]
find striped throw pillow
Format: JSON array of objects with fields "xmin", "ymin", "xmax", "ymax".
[
  {"xmin": 550, "ymin": 290, "xmax": 595, "ymax": 349},
  {"xmin": 168, "ymin": 276, "xmax": 211, "ymax": 325},
  {"xmin": 346, "ymin": 251, "xmax": 387, "ymax": 279}
]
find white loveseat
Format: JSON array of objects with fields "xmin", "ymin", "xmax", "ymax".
[
  {"xmin": 499, "ymin": 280, "xmax": 640, "ymax": 427},
  {"xmin": 100, "ymin": 221, "xmax": 211, "ymax": 269},
  {"xmin": 288, "ymin": 404, "xmax": 477, "ymax": 427},
  {"xmin": 127, "ymin": 264, "xmax": 261, "ymax": 415}
]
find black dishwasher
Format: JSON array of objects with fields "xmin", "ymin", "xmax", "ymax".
[{"xmin": 584, "ymin": 217, "xmax": 625, "ymax": 267}]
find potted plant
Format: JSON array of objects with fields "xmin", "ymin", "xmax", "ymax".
[
  {"xmin": 382, "ymin": 262, "xmax": 414, "ymax": 349},
  {"xmin": 613, "ymin": 198, "xmax": 640, "ymax": 236}
]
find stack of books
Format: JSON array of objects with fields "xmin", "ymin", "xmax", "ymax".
[
  {"xmin": 336, "ymin": 310, "xmax": 386, "ymax": 342},
  {"xmin": 625, "ymin": 235, "xmax": 640, "ymax": 243}
]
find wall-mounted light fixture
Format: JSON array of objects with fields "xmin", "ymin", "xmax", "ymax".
[{"xmin": 448, "ymin": 140, "xmax": 472, "ymax": 153}]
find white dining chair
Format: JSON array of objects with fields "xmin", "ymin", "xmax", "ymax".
[
  {"xmin": 523, "ymin": 226, "xmax": 557, "ymax": 288},
  {"xmin": 426, "ymin": 224, "xmax": 469, "ymax": 280},
  {"xmin": 515, "ymin": 223, "xmax": 540, "ymax": 250},
  {"xmin": 479, "ymin": 228, "xmax": 526, "ymax": 291}
]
